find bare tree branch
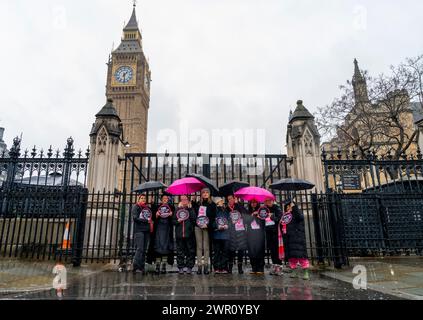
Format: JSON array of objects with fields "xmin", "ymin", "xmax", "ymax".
[{"xmin": 316, "ymin": 55, "xmax": 423, "ymax": 159}]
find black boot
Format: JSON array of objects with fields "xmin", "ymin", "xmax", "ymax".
[
  {"xmin": 203, "ymin": 264, "xmax": 210, "ymax": 275},
  {"xmin": 161, "ymin": 263, "xmax": 167, "ymax": 274},
  {"xmin": 228, "ymin": 264, "xmax": 233, "ymax": 274},
  {"xmin": 197, "ymin": 265, "xmax": 203, "ymax": 275},
  {"xmin": 238, "ymin": 263, "xmax": 244, "ymax": 274},
  {"xmin": 155, "ymin": 263, "xmax": 160, "ymax": 275}
]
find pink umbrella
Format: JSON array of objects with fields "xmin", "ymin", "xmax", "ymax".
[
  {"xmin": 234, "ymin": 186, "xmax": 275, "ymax": 202},
  {"xmin": 166, "ymin": 177, "xmax": 206, "ymax": 195}
]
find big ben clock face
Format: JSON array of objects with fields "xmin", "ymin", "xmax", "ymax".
[{"xmin": 114, "ymin": 66, "xmax": 134, "ymax": 84}]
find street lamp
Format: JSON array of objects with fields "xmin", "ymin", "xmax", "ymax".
[
  {"xmin": 120, "ymin": 138, "xmax": 131, "ymax": 148},
  {"xmin": 118, "ymin": 123, "xmax": 131, "ymax": 148}
]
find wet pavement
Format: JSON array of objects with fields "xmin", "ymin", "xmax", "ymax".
[
  {"xmin": 0, "ymin": 259, "xmax": 111, "ymax": 296},
  {"xmin": 1, "ymin": 267, "xmax": 399, "ymax": 300},
  {"xmin": 323, "ymin": 257, "xmax": 423, "ymax": 300}
]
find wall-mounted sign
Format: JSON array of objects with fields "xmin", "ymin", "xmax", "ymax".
[{"xmin": 342, "ymin": 174, "xmax": 361, "ymax": 190}]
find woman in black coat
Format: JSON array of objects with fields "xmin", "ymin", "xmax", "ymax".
[
  {"xmin": 152, "ymin": 194, "xmax": 175, "ymax": 274},
  {"xmin": 245, "ymin": 199, "xmax": 266, "ymax": 274},
  {"xmin": 173, "ymin": 195, "xmax": 196, "ymax": 274},
  {"xmin": 226, "ymin": 195, "xmax": 248, "ymax": 274},
  {"xmin": 282, "ymin": 201, "xmax": 310, "ymax": 280},
  {"xmin": 131, "ymin": 194, "xmax": 154, "ymax": 274}
]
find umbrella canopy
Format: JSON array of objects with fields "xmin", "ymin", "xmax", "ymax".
[
  {"xmin": 185, "ymin": 173, "xmax": 220, "ymax": 196},
  {"xmin": 269, "ymin": 178, "xmax": 315, "ymax": 191},
  {"xmin": 166, "ymin": 177, "xmax": 206, "ymax": 195},
  {"xmin": 219, "ymin": 180, "xmax": 250, "ymax": 197},
  {"xmin": 132, "ymin": 181, "xmax": 168, "ymax": 193},
  {"xmin": 234, "ymin": 186, "xmax": 275, "ymax": 202}
]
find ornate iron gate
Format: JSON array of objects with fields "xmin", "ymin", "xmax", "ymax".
[
  {"xmin": 316, "ymin": 148, "xmax": 423, "ymax": 266},
  {"xmin": 0, "ymin": 137, "xmax": 89, "ymax": 266}
]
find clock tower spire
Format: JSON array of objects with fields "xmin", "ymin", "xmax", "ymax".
[{"xmin": 106, "ymin": 3, "xmax": 151, "ymax": 157}]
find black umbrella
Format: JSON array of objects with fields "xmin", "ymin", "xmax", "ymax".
[
  {"xmin": 185, "ymin": 173, "xmax": 220, "ymax": 196},
  {"xmin": 269, "ymin": 178, "xmax": 315, "ymax": 191},
  {"xmin": 219, "ymin": 180, "xmax": 250, "ymax": 197},
  {"xmin": 132, "ymin": 181, "xmax": 168, "ymax": 193}
]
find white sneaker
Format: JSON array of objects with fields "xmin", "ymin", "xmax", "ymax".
[{"xmin": 269, "ymin": 265, "xmax": 278, "ymax": 275}]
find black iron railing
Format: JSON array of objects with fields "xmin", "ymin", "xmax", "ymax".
[
  {"xmin": 0, "ymin": 137, "xmax": 89, "ymax": 189},
  {"xmin": 321, "ymin": 148, "xmax": 423, "ymax": 193},
  {"xmin": 122, "ymin": 153, "xmax": 291, "ymax": 193}
]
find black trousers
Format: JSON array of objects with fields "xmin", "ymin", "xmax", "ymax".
[
  {"xmin": 133, "ymin": 232, "xmax": 151, "ymax": 270},
  {"xmin": 250, "ymin": 257, "xmax": 265, "ymax": 272},
  {"xmin": 266, "ymin": 229, "xmax": 282, "ymax": 265},
  {"xmin": 176, "ymin": 237, "xmax": 196, "ymax": 269},
  {"xmin": 213, "ymin": 239, "xmax": 230, "ymax": 271},
  {"xmin": 228, "ymin": 249, "xmax": 245, "ymax": 266}
]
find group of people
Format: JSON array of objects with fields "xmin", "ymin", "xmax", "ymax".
[{"xmin": 131, "ymin": 187, "xmax": 310, "ymax": 280}]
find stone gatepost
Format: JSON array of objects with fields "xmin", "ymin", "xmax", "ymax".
[
  {"xmin": 286, "ymin": 100, "xmax": 325, "ymax": 261},
  {"xmin": 86, "ymin": 99, "xmax": 124, "ymax": 258}
]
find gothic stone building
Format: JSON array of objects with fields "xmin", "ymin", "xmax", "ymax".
[{"xmin": 323, "ymin": 59, "xmax": 423, "ymax": 158}]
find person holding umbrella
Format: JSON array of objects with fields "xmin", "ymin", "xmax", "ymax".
[
  {"xmin": 132, "ymin": 181, "xmax": 169, "ymax": 272},
  {"xmin": 226, "ymin": 194, "xmax": 248, "ymax": 274},
  {"xmin": 192, "ymin": 188, "xmax": 216, "ymax": 275},
  {"xmin": 152, "ymin": 194, "xmax": 175, "ymax": 274},
  {"xmin": 245, "ymin": 199, "xmax": 266, "ymax": 274},
  {"xmin": 268, "ymin": 178, "xmax": 314, "ymax": 280},
  {"xmin": 173, "ymin": 195, "xmax": 196, "ymax": 274},
  {"xmin": 281, "ymin": 199, "xmax": 310, "ymax": 280},
  {"xmin": 234, "ymin": 186, "xmax": 276, "ymax": 275},
  {"xmin": 132, "ymin": 193, "xmax": 154, "ymax": 274}
]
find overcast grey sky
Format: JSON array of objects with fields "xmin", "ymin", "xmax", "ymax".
[{"xmin": 1, "ymin": 0, "xmax": 422, "ymax": 154}]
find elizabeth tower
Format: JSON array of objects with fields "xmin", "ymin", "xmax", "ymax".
[{"xmin": 106, "ymin": 4, "xmax": 150, "ymax": 154}]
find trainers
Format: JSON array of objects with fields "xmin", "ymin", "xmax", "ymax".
[
  {"xmin": 186, "ymin": 268, "xmax": 192, "ymax": 274},
  {"xmin": 269, "ymin": 265, "xmax": 278, "ymax": 275},
  {"xmin": 221, "ymin": 270, "xmax": 228, "ymax": 274},
  {"xmin": 215, "ymin": 269, "xmax": 221, "ymax": 274},
  {"xmin": 178, "ymin": 268, "xmax": 184, "ymax": 274},
  {"xmin": 277, "ymin": 265, "xmax": 284, "ymax": 276},
  {"xmin": 303, "ymin": 269, "xmax": 310, "ymax": 280}
]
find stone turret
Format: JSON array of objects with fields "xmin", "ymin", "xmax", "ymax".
[
  {"xmin": 352, "ymin": 59, "xmax": 370, "ymax": 104},
  {"xmin": 286, "ymin": 100, "xmax": 324, "ymax": 191},
  {"xmin": 87, "ymin": 99, "xmax": 123, "ymax": 192}
]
